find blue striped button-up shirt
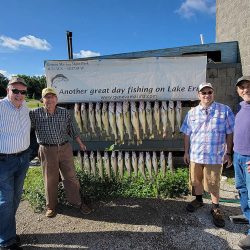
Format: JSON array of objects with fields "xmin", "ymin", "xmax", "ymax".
[
  {"xmin": 180, "ymin": 102, "xmax": 234, "ymax": 164},
  {"xmin": 0, "ymin": 97, "xmax": 31, "ymax": 153}
]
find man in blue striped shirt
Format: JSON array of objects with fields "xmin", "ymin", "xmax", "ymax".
[
  {"xmin": 181, "ymin": 82, "xmax": 234, "ymax": 228},
  {"xmin": 0, "ymin": 77, "xmax": 30, "ymax": 250}
]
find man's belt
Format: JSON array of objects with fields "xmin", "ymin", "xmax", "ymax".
[
  {"xmin": 39, "ymin": 141, "xmax": 68, "ymax": 147},
  {"xmin": 0, "ymin": 148, "xmax": 29, "ymax": 157}
]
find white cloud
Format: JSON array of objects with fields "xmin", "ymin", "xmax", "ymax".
[
  {"xmin": 176, "ymin": 0, "xmax": 216, "ymax": 18},
  {"xmin": 73, "ymin": 50, "xmax": 100, "ymax": 58},
  {"xmin": 0, "ymin": 69, "xmax": 12, "ymax": 79},
  {"xmin": 0, "ymin": 35, "xmax": 51, "ymax": 51}
]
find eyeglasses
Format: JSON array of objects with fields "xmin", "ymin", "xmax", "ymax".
[
  {"xmin": 11, "ymin": 89, "xmax": 27, "ymax": 95},
  {"xmin": 200, "ymin": 91, "xmax": 213, "ymax": 95}
]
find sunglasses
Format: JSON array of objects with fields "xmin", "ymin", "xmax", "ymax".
[
  {"xmin": 11, "ymin": 89, "xmax": 27, "ymax": 95},
  {"xmin": 200, "ymin": 91, "xmax": 213, "ymax": 95}
]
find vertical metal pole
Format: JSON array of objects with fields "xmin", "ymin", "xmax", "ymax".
[{"xmin": 66, "ymin": 31, "xmax": 73, "ymax": 59}]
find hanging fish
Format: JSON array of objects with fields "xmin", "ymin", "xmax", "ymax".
[
  {"xmin": 168, "ymin": 152, "xmax": 174, "ymax": 173},
  {"xmin": 111, "ymin": 151, "xmax": 118, "ymax": 177},
  {"xmin": 108, "ymin": 102, "xmax": 118, "ymax": 143},
  {"xmin": 153, "ymin": 101, "xmax": 161, "ymax": 135},
  {"xmin": 132, "ymin": 151, "xmax": 138, "ymax": 176},
  {"xmin": 130, "ymin": 101, "xmax": 141, "ymax": 144},
  {"xmin": 116, "ymin": 102, "xmax": 124, "ymax": 144},
  {"xmin": 118, "ymin": 151, "xmax": 124, "ymax": 178},
  {"xmin": 88, "ymin": 102, "xmax": 97, "ymax": 135},
  {"xmin": 160, "ymin": 101, "xmax": 168, "ymax": 138},
  {"xmin": 97, "ymin": 151, "xmax": 103, "ymax": 179},
  {"xmin": 152, "ymin": 151, "xmax": 158, "ymax": 175},
  {"xmin": 146, "ymin": 101, "xmax": 154, "ymax": 139},
  {"xmin": 160, "ymin": 151, "xmax": 166, "ymax": 177},
  {"xmin": 89, "ymin": 151, "xmax": 96, "ymax": 177},
  {"xmin": 124, "ymin": 152, "xmax": 132, "ymax": 176},
  {"xmin": 95, "ymin": 102, "xmax": 103, "ymax": 134},
  {"xmin": 102, "ymin": 102, "xmax": 110, "ymax": 137},
  {"xmin": 104, "ymin": 152, "xmax": 111, "ymax": 178},
  {"xmin": 168, "ymin": 100, "xmax": 175, "ymax": 137},
  {"xmin": 123, "ymin": 101, "xmax": 133, "ymax": 142},
  {"xmin": 74, "ymin": 103, "xmax": 83, "ymax": 133},
  {"xmin": 138, "ymin": 152, "xmax": 146, "ymax": 180},
  {"xmin": 139, "ymin": 101, "xmax": 147, "ymax": 139},
  {"xmin": 175, "ymin": 101, "xmax": 182, "ymax": 132},
  {"xmin": 81, "ymin": 103, "xmax": 88, "ymax": 133},
  {"xmin": 146, "ymin": 152, "xmax": 153, "ymax": 180},
  {"xmin": 83, "ymin": 152, "xmax": 91, "ymax": 174}
]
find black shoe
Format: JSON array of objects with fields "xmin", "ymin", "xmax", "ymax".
[
  {"xmin": 0, "ymin": 243, "xmax": 23, "ymax": 250},
  {"xmin": 16, "ymin": 236, "xmax": 21, "ymax": 246},
  {"xmin": 239, "ymin": 235, "xmax": 250, "ymax": 249},
  {"xmin": 230, "ymin": 214, "xmax": 249, "ymax": 224},
  {"xmin": 186, "ymin": 199, "xmax": 204, "ymax": 212},
  {"xmin": 211, "ymin": 208, "xmax": 225, "ymax": 228}
]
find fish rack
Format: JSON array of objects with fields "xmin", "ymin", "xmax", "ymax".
[{"xmin": 61, "ymin": 99, "xmax": 199, "ymax": 177}]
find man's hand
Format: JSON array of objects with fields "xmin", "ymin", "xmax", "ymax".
[
  {"xmin": 183, "ymin": 152, "xmax": 190, "ymax": 165},
  {"xmin": 247, "ymin": 161, "xmax": 250, "ymax": 173},
  {"xmin": 79, "ymin": 142, "xmax": 86, "ymax": 151},
  {"xmin": 223, "ymin": 154, "xmax": 233, "ymax": 168}
]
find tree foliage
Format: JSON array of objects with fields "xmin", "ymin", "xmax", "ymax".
[{"xmin": 0, "ymin": 74, "xmax": 46, "ymax": 99}]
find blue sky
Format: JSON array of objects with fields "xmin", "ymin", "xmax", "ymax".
[{"xmin": 0, "ymin": 0, "xmax": 216, "ymax": 78}]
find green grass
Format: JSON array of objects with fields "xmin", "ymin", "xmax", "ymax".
[
  {"xmin": 23, "ymin": 161, "xmax": 189, "ymax": 212},
  {"xmin": 26, "ymin": 99, "xmax": 43, "ymax": 109}
]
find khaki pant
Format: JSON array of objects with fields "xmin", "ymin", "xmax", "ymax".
[
  {"xmin": 189, "ymin": 161, "xmax": 223, "ymax": 196},
  {"xmin": 38, "ymin": 142, "xmax": 81, "ymax": 209}
]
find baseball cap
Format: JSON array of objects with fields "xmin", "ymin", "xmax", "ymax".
[
  {"xmin": 198, "ymin": 82, "xmax": 214, "ymax": 92},
  {"xmin": 42, "ymin": 87, "xmax": 57, "ymax": 98},
  {"xmin": 236, "ymin": 76, "xmax": 250, "ymax": 87},
  {"xmin": 8, "ymin": 76, "xmax": 27, "ymax": 86}
]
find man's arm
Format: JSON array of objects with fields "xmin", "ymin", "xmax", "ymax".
[
  {"xmin": 224, "ymin": 133, "xmax": 233, "ymax": 166},
  {"xmin": 183, "ymin": 134, "xmax": 190, "ymax": 165}
]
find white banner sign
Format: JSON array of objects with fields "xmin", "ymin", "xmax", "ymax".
[{"xmin": 45, "ymin": 56, "xmax": 207, "ymax": 102}]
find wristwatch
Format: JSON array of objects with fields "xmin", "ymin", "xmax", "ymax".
[{"xmin": 226, "ymin": 153, "xmax": 233, "ymax": 156}]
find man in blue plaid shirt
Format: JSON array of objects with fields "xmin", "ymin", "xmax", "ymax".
[{"xmin": 181, "ymin": 82, "xmax": 234, "ymax": 228}]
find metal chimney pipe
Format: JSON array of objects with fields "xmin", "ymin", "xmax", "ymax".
[{"xmin": 66, "ymin": 31, "xmax": 73, "ymax": 59}]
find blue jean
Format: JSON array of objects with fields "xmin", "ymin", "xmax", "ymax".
[
  {"xmin": 234, "ymin": 152, "xmax": 250, "ymax": 234},
  {"xmin": 0, "ymin": 150, "xmax": 30, "ymax": 247}
]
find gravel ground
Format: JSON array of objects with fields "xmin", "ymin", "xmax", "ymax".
[{"xmin": 16, "ymin": 179, "xmax": 248, "ymax": 250}]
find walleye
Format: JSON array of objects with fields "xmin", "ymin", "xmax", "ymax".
[
  {"xmin": 83, "ymin": 152, "xmax": 91, "ymax": 174},
  {"xmin": 104, "ymin": 152, "xmax": 111, "ymax": 178},
  {"xmin": 123, "ymin": 101, "xmax": 133, "ymax": 141},
  {"xmin": 95, "ymin": 102, "xmax": 102, "ymax": 134},
  {"xmin": 116, "ymin": 102, "xmax": 124, "ymax": 144},
  {"xmin": 102, "ymin": 102, "xmax": 110, "ymax": 136},
  {"xmin": 160, "ymin": 151, "xmax": 166, "ymax": 177},
  {"xmin": 168, "ymin": 100, "xmax": 175, "ymax": 136},
  {"xmin": 74, "ymin": 103, "xmax": 83, "ymax": 133},
  {"xmin": 161, "ymin": 101, "xmax": 168, "ymax": 138},
  {"xmin": 138, "ymin": 152, "xmax": 146, "ymax": 180},
  {"xmin": 139, "ymin": 101, "xmax": 147, "ymax": 139},
  {"xmin": 175, "ymin": 101, "xmax": 182, "ymax": 132},
  {"xmin": 97, "ymin": 151, "xmax": 103, "ymax": 179},
  {"xmin": 146, "ymin": 152, "xmax": 153, "ymax": 179},
  {"xmin": 118, "ymin": 151, "xmax": 124, "ymax": 178},
  {"xmin": 90, "ymin": 151, "xmax": 96, "ymax": 177},
  {"xmin": 168, "ymin": 152, "xmax": 174, "ymax": 173},
  {"xmin": 131, "ymin": 101, "xmax": 141, "ymax": 144},
  {"xmin": 146, "ymin": 101, "xmax": 154, "ymax": 139},
  {"xmin": 88, "ymin": 102, "xmax": 97, "ymax": 135},
  {"xmin": 81, "ymin": 103, "xmax": 88, "ymax": 133},
  {"xmin": 109, "ymin": 102, "xmax": 118, "ymax": 143},
  {"xmin": 152, "ymin": 151, "xmax": 158, "ymax": 175},
  {"xmin": 111, "ymin": 151, "xmax": 118, "ymax": 177},
  {"xmin": 124, "ymin": 152, "xmax": 132, "ymax": 176},
  {"xmin": 132, "ymin": 151, "xmax": 138, "ymax": 176},
  {"xmin": 153, "ymin": 101, "xmax": 161, "ymax": 135}
]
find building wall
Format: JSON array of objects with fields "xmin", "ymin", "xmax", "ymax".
[{"xmin": 216, "ymin": 0, "xmax": 250, "ymax": 75}]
